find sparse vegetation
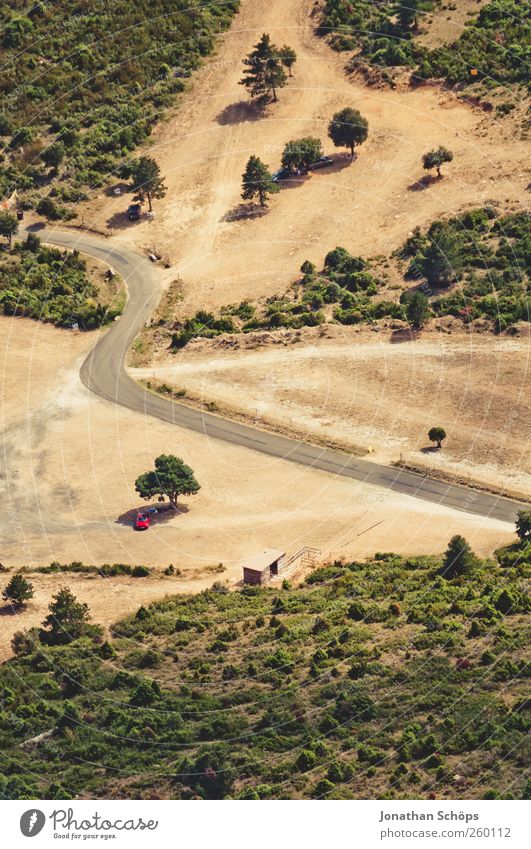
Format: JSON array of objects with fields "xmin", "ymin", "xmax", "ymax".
[
  {"xmin": 1, "ymin": 535, "xmax": 528, "ymax": 799},
  {"xmin": 320, "ymin": 0, "xmax": 530, "ymax": 99},
  {"xmin": 0, "ymin": 1, "xmax": 240, "ymax": 207},
  {"xmin": 164, "ymin": 207, "xmax": 529, "ymax": 349}
]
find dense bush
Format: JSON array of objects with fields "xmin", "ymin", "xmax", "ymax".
[
  {"xmin": 0, "ymin": 541, "xmax": 528, "ymax": 800},
  {"xmin": 320, "ymin": 0, "xmax": 530, "ymax": 92},
  {"xmin": 0, "ymin": 2, "xmax": 240, "ymax": 201},
  {"xmin": 0, "ymin": 236, "xmax": 122, "ymax": 328}
]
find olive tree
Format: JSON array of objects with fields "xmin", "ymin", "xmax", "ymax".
[
  {"xmin": 428, "ymin": 426, "xmax": 446, "ymax": 449},
  {"xmin": 422, "ymin": 146, "xmax": 453, "ymax": 178},
  {"xmin": 328, "ymin": 108, "xmax": 369, "ymax": 157},
  {"xmin": 135, "ymin": 454, "xmax": 200, "ymax": 507}
]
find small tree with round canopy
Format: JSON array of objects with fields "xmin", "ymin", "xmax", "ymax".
[
  {"xmin": 135, "ymin": 454, "xmax": 200, "ymax": 508},
  {"xmin": 428, "ymin": 426, "xmax": 446, "ymax": 449},
  {"xmin": 422, "ymin": 146, "xmax": 453, "ymax": 178},
  {"xmin": 328, "ymin": 108, "xmax": 369, "ymax": 158}
]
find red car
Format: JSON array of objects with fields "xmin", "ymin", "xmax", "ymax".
[{"xmin": 135, "ymin": 512, "xmax": 150, "ymax": 531}]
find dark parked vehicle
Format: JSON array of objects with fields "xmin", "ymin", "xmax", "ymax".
[
  {"xmin": 309, "ymin": 156, "xmax": 334, "ymax": 170},
  {"xmin": 272, "ymin": 167, "xmax": 306, "ymax": 183},
  {"xmin": 128, "ymin": 203, "xmax": 141, "ymax": 221}
]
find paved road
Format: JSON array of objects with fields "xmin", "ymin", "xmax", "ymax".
[{"xmin": 33, "ymin": 225, "xmax": 526, "ymax": 525}]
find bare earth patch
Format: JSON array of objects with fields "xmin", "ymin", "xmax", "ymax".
[{"xmin": 130, "ymin": 322, "xmax": 531, "ymax": 499}]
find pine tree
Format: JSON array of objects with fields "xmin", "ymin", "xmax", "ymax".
[
  {"xmin": 42, "ymin": 587, "xmax": 91, "ymax": 644},
  {"xmin": 2, "ymin": 574, "xmax": 34, "ymax": 607},
  {"xmin": 240, "ymin": 33, "xmax": 288, "ymax": 102},
  {"xmin": 129, "ymin": 156, "xmax": 167, "ymax": 212},
  {"xmin": 440, "ymin": 536, "xmax": 476, "ymax": 579},
  {"xmin": 241, "ymin": 156, "xmax": 279, "ymax": 207}
]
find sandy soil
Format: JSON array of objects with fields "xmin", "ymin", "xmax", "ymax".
[
  {"xmin": 81, "ymin": 0, "xmax": 528, "ymax": 316},
  {"xmin": 0, "ymin": 317, "xmax": 515, "ymax": 651},
  {"xmin": 130, "ymin": 322, "xmax": 531, "ymax": 499}
]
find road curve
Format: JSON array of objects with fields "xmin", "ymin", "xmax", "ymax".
[{"xmin": 32, "ymin": 225, "xmax": 526, "ymax": 525}]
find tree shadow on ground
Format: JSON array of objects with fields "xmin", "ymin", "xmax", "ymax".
[
  {"xmin": 276, "ymin": 155, "xmax": 353, "ymax": 192},
  {"xmin": 116, "ymin": 503, "xmax": 189, "ymax": 529},
  {"xmin": 420, "ymin": 445, "xmax": 440, "ymax": 454},
  {"xmin": 105, "ymin": 211, "xmax": 141, "ymax": 231},
  {"xmin": 221, "ymin": 202, "xmax": 269, "ymax": 222},
  {"xmin": 390, "ymin": 328, "xmax": 421, "ymax": 343},
  {"xmin": 216, "ymin": 100, "xmax": 265, "ymax": 126},
  {"xmin": 0, "ymin": 603, "xmax": 24, "ymax": 617},
  {"xmin": 408, "ymin": 174, "xmax": 440, "ymax": 192},
  {"xmin": 104, "ymin": 182, "xmax": 130, "ymax": 197}
]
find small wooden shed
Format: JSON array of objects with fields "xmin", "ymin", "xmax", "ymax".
[{"xmin": 242, "ymin": 548, "xmax": 287, "ymax": 586}]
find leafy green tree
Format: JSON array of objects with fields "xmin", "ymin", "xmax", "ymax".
[
  {"xmin": 401, "ymin": 290, "xmax": 430, "ymax": 328},
  {"xmin": 440, "ymin": 535, "xmax": 476, "ymax": 579},
  {"xmin": 420, "ymin": 221, "xmax": 464, "ymax": 287},
  {"xmin": 129, "ymin": 156, "xmax": 167, "ymax": 212},
  {"xmin": 2, "ymin": 574, "xmax": 34, "ymax": 607},
  {"xmin": 428, "ymin": 426, "xmax": 446, "ymax": 448},
  {"xmin": 282, "ymin": 137, "xmax": 323, "ymax": 172},
  {"xmin": 328, "ymin": 108, "xmax": 369, "ymax": 157},
  {"xmin": 135, "ymin": 454, "xmax": 200, "ymax": 507},
  {"xmin": 240, "ymin": 33, "xmax": 288, "ymax": 102},
  {"xmin": 0, "ymin": 212, "xmax": 19, "ymax": 248},
  {"xmin": 396, "ymin": 0, "xmax": 419, "ymax": 32},
  {"xmin": 41, "ymin": 140, "xmax": 65, "ymax": 169},
  {"xmin": 241, "ymin": 155, "xmax": 279, "ymax": 207},
  {"xmin": 280, "ymin": 44, "xmax": 297, "ymax": 76},
  {"xmin": 515, "ymin": 510, "xmax": 531, "ymax": 542},
  {"xmin": 422, "ymin": 146, "xmax": 453, "ymax": 178},
  {"xmin": 42, "ymin": 586, "xmax": 92, "ymax": 644}
]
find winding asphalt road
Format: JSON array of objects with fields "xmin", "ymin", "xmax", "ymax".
[{"xmin": 33, "ymin": 225, "xmax": 527, "ymax": 525}]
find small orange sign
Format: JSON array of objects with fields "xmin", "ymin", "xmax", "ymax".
[{"xmin": 470, "ymin": 68, "xmax": 478, "ymax": 76}]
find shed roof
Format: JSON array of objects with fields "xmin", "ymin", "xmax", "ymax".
[{"xmin": 241, "ymin": 548, "xmax": 286, "ymax": 573}]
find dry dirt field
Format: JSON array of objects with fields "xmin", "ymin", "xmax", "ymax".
[
  {"xmin": 83, "ymin": 0, "xmax": 528, "ymax": 313},
  {"xmin": 130, "ymin": 322, "xmax": 531, "ymax": 499},
  {"xmin": 0, "ymin": 0, "xmax": 528, "ymax": 648}
]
